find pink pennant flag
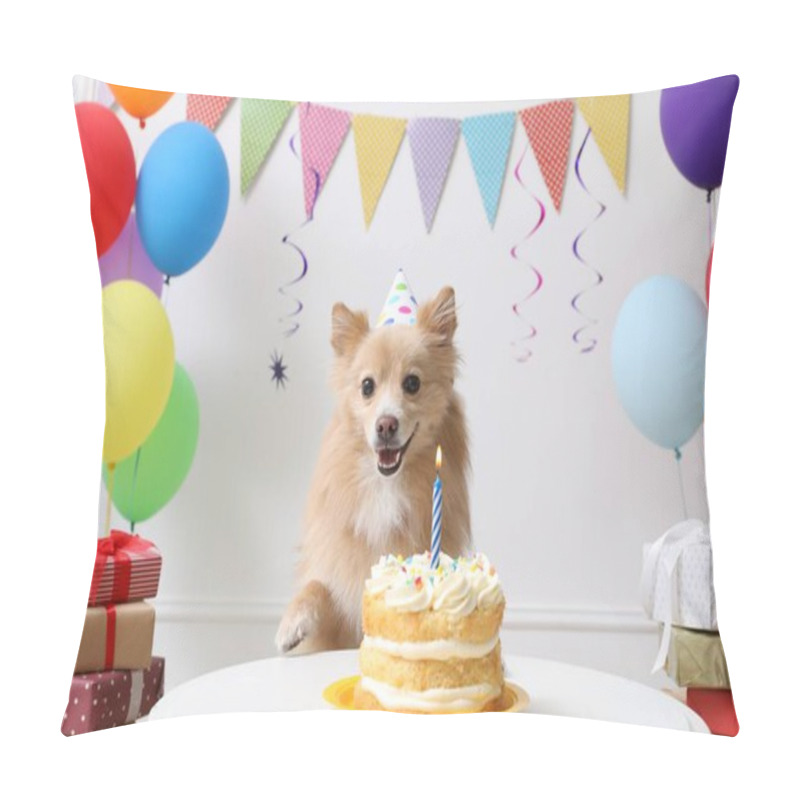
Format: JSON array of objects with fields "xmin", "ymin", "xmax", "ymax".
[
  {"xmin": 520, "ymin": 100, "xmax": 574, "ymax": 212},
  {"xmin": 187, "ymin": 94, "xmax": 232, "ymax": 131},
  {"xmin": 407, "ymin": 118, "xmax": 461, "ymax": 232},
  {"xmin": 298, "ymin": 103, "xmax": 351, "ymax": 219}
]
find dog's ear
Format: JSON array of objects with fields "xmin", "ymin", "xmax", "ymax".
[
  {"xmin": 418, "ymin": 287, "xmax": 457, "ymax": 345},
  {"xmin": 331, "ymin": 302, "xmax": 370, "ymax": 358}
]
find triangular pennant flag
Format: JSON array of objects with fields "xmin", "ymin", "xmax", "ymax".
[
  {"xmin": 576, "ymin": 95, "xmax": 631, "ymax": 193},
  {"xmin": 187, "ymin": 94, "xmax": 232, "ymax": 131},
  {"xmin": 299, "ymin": 103, "xmax": 352, "ymax": 219},
  {"xmin": 461, "ymin": 112, "xmax": 516, "ymax": 227},
  {"xmin": 352, "ymin": 114, "xmax": 406, "ymax": 228},
  {"xmin": 407, "ymin": 118, "xmax": 461, "ymax": 232},
  {"xmin": 519, "ymin": 100, "xmax": 574, "ymax": 212},
  {"xmin": 240, "ymin": 99, "xmax": 294, "ymax": 195}
]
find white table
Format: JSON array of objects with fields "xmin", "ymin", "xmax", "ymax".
[{"xmin": 148, "ymin": 651, "xmax": 709, "ymax": 733}]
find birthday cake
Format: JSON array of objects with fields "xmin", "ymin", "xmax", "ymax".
[{"xmin": 353, "ymin": 552, "xmax": 506, "ymax": 713}]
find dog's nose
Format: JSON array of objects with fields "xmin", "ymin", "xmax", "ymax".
[{"xmin": 376, "ymin": 415, "xmax": 399, "ymax": 442}]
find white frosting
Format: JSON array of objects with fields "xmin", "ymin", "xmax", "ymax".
[
  {"xmin": 362, "ymin": 634, "xmax": 499, "ymax": 661},
  {"xmin": 360, "ymin": 677, "xmax": 501, "ymax": 712},
  {"xmin": 365, "ymin": 552, "xmax": 504, "ymax": 615}
]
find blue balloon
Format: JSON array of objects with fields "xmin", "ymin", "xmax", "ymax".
[
  {"xmin": 611, "ymin": 276, "xmax": 707, "ymax": 450},
  {"xmin": 136, "ymin": 122, "xmax": 229, "ymax": 276}
]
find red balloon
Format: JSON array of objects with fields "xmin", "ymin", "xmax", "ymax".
[
  {"xmin": 75, "ymin": 103, "xmax": 136, "ymax": 257},
  {"xmin": 706, "ymin": 245, "xmax": 713, "ymax": 305}
]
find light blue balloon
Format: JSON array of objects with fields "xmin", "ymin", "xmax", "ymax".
[
  {"xmin": 611, "ymin": 275, "xmax": 707, "ymax": 450},
  {"xmin": 136, "ymin": 122, "xmax": 229, "ymax": 276}
]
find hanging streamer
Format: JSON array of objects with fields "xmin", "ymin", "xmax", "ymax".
[
  {"xmin": 278, "ymin": 129, "xmax": 320, "ymax": 337},
  {"xmin": 509, "ymin": 145, "xmax": 546, "ymax": 362},
  {"xmin": 571, "ymin": 127, "xmax": 607, "ymax": 353}
]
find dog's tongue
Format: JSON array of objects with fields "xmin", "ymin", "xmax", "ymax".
[{"xmin": 378, "ymin": 448, "xmax": 399, "ymax": 466}]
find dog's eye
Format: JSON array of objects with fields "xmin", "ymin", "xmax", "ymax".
[
  {"xmin": 361, "ymin": 378, "xmax": 375, "ymax": 398},
  {"xmin": 402, "ymin": 375, "xmax": 421, "ymax": 395}
]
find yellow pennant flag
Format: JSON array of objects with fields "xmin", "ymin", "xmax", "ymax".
[
  {"xmin": 576, "ymin": 95, "xmax": 630, "ymax": 194},
  {"xmin": 353, "ymin": 114, "xmax": 407, "ymax": 228}
]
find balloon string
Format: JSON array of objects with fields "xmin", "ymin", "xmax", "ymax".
[
  {"xmin": 674, "ymin": 447, "xmax": 689, "ymax": 520},
  {"xmin": 571, "ymin": 127, "xmax": 607, "ymax": 353},
  {"xmin": 128, "ymin": 447, "xmax": 142, "ymax": 534},
  {"xmin": 278, "ymin": 126, "xmax": 320, "ymax": 338},
  {"xmin": 509, "ymin": 145, "xmax": 546, "ymax": 362},
  {"xmin": 104, "ymin": 464, "xmax": 116, "ymax": 538}
]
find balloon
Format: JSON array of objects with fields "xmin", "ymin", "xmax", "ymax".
[
  {"xmin": 706, "ymin": 246, "xmax": 713, "ymax": 305},
  {"xmin": 136, "ymin": 122, "xmax": 230, "ymax": 276},
  {"xmin": 660, "ymin": 75, "xmax": 739, "ymax": 191},
  {"xmin": 102, "ymin": 281, "xmax": 175, "ymax": 464},
  {"xmin": 74, "ymin": 102, "xmax": 136, "ymax": 256},
  {"xmin": 612, "ymin": 276, "xmax": 707, "ymax": 450},
  {"xmin": 98, "ymin": 213, "xmax": 164, "ymax": 298},
  {"xmin": 107, "ymin": 84, "xmax": 174, "ymax": 127},
  {"xmin": 103, "ymin": 363, "xmax": 199, "ymax": 523}
]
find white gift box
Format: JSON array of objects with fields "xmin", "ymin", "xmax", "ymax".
[{"xmin": 641, "ymin": 519, "xmax": 717, "ymax": 673}]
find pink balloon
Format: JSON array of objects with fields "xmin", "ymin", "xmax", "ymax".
[{"xmin": 98, "ymin": 213, "xmax": 165, "ymax": 298}]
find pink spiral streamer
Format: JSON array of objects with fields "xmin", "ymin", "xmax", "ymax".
[
  {"xmin": 509, "ymin": 145, "xmax": 546, "ymax": 362},
  {"xmin": 278, "ymin": 130, "xmax": 320, "ymax": 337},
  {"xmin": 571, "ymin": 127, "xmax": 607, "ymax": 353}
]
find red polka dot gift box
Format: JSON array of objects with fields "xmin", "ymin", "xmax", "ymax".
[{"xmin": 62, "ymin": 657, "xmax": 165, "ymax": 736}]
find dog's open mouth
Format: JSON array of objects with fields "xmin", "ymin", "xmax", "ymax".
[{"xmin": 376, "ymin": 426, "xmax": 417, "ymax": 477}]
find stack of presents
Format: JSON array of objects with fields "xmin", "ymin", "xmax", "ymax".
[
  {"xmin": 62, "ymin": 531, "xmax": 165, "ymax": 736},
  {"xmin": 642, "ymin": 519, "xmax": 738, "ymax": 736}
]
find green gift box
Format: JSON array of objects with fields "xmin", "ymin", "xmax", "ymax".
[{"xmin": 664, "ymin": 625, "xmax": 730, "ymax": 689}]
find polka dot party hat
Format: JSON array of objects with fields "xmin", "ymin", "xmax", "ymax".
[{"xmin": 376, "ymin": 269, "xmax": 418, "ymax": 326}]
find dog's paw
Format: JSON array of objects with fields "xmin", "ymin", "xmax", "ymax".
[{"xmin": 275, "ymin": 605, "xmax": 316, "ymax": 654}]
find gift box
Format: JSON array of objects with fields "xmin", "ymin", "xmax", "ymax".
[
  {"xmin": 641, "ymin": 519, "xmax": 717, "ymax": 672},
  {"xmin": 74, "ymin": 602, "xmax": 155, "ymax": 674},
  {"xmin": 62, "ymin": 656, "xmax": 165, "ymax": 736},
  {"xmin": 88, "ymin": 530, "xmax": 162, "ymax": 606},
  {"xmin": 686, "ymin": 688, "xmax": 739, "ymax": 737},
  {"xmin": 665, "ymin": 625, "xmax": 730, "ymax": 689}
]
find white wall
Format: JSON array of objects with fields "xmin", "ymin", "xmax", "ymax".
[{"xmin": 83, "ymin": 80, "xmax": 714, "ymax": 692}]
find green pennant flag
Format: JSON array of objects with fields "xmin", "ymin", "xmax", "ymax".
[{"xmin": 240, "ymin": 99, "xmax": 294, "ymax": 195}]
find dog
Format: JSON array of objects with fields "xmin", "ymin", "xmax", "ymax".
[{"xmin": 275, "ymin": 286, "xmax": 471, "ymax": 654}]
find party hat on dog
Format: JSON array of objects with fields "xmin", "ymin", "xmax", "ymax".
[{"xmin": 376, "ymin": 269, "xmax": 418, "ymax": 326}]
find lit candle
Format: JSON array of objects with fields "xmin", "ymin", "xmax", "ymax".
[{"xmin": 430, "ymin": 445, "xmax": 443, "ymax": 569}]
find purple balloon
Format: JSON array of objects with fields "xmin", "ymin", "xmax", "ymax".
[
  {"xmin": 98, "ymin": 213, "xmax": 165, "ymax": 298},
  {"xmin": 660, "ymin": 75, "xmax": 739, "ymax": 191}
]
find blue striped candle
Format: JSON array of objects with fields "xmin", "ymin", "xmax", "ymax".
[{"xmin": 430, "ymin": 446, "xmax": 443, "ymax": 569}]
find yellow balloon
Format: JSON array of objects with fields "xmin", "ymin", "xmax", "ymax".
[
  {"xmin": 107, "ymin": 84, "xmax": 174, "ymax": 125},
  {"xmin": 102, "ymin": 281, "xmax": 175, "ymax": 464}
]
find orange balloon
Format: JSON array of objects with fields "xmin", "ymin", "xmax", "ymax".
[{"xmin": 107, "ymin": 84, "xmax": 174, "ymax": 127}]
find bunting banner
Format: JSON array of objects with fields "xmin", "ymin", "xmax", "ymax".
[
  {"xmin": 407, "ymin": 118, "xmax": 461, "ymax": 232},
  {"xmin": 240, "ymin": 99, "xmax": 295, "ymax": 195},
  {"xmin": 576, "ymin": 95, "xmax": 631, "ymax": 193},
  {"xmin": 461, "ymin": 112, "xmax": 516, "ymax": 227},
  {"xmin": 352, "ymin": 114, "xmax": 407, "ymax": 228},
  {"xmin": 520, "ymin": 100, "xmax": 574, "ymax": 213},
  {"xmin": 298, "ymin": 103, "xmax": 352, "ymax": 219},
  {"xmin": 187, "ymin": 94, "xmax": 232, "ymax": 131}
]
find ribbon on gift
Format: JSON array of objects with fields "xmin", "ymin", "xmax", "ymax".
[
  {"xmin": 640, "ymin": 519, "xmax": 715, "ymax": 674},
  {"xmin": 89, "ymin": 531, "xmax": 154, "ymax": 605},
  {"xmin": 125, "ymin": 667, "xmax": 145, "ymax": 724},
  {"xmin": 104, "ymin": 604, "xmax": 117, "ymax": 670}
]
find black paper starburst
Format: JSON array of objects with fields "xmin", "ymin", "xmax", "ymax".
[{"xmin": 270, "ymin": 350, "xmax": 288, "ymax": 389}]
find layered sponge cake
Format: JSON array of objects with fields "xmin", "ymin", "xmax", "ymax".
[{"xmin": 353, "ymin": 552, "xmax": 505, "ymax": 713}]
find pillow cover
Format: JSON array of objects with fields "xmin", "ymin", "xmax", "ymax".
[{"xmin": 65, "ymin": 74, "xmax": 738, "ymax": 733}]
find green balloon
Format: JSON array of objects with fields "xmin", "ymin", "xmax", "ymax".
[{"xmin": 103, "ymin": 362, "xmax": 199, "ymax": 523}]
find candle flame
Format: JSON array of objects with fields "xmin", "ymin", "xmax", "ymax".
[{"xmin": 435, "ymin": 445, "xmax": 442, "ymax": 471}]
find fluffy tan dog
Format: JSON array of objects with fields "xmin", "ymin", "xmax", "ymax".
[{"xmin": 275, "ymin": 286, "xmax": 471, "ymax": 654}]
